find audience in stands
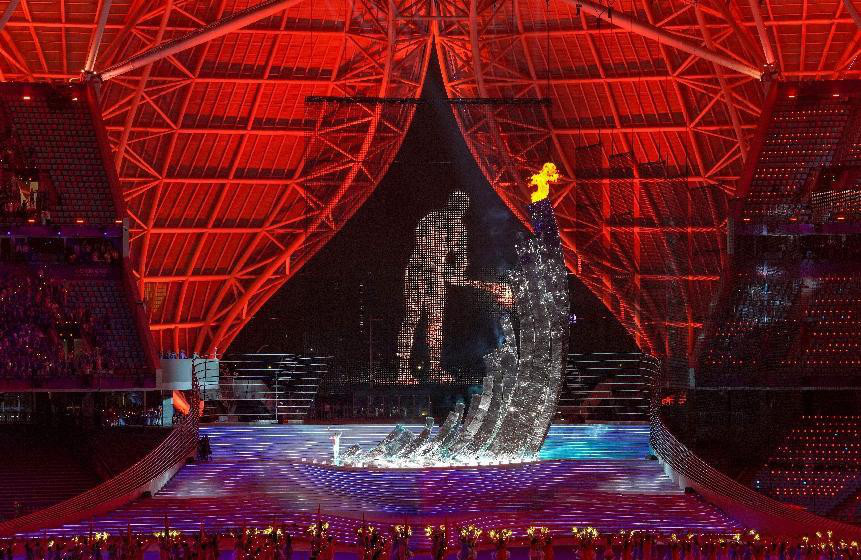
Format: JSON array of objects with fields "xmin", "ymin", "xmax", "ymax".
[
  {"xmin": 0, "ymin": 269, "xmax": 116, "ymax": 380},
  {"xmin": 66, "ymin": 239, "xmax": 120, "ymax": 265},
  {"xmin": 0, "ymin": 168, "xmax": 55, "ymax": 225},
  {"xmin": 0, "ymin": 237, "xmax": 120, "ymax": 265}
]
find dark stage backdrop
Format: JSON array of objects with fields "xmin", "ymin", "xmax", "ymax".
[{"xmin": 231, "ymin": 52, "xmax": 636, "ymax": 385}]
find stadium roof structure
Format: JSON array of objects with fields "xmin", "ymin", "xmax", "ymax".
[{"xmin": 0, "ymin": 0, "xmax": 859, "ymax": 359}]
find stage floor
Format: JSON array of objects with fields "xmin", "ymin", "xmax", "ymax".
[{"xmin": 37, "ymin": 424, "xmax": 737, "ymax": 541}]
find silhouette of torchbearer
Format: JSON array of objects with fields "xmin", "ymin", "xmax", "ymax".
[{"xmin": 397, "ymin": 191, "xmax": 470, "ymax": 383}]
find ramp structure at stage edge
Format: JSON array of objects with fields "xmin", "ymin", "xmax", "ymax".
[{"xmin": 28, "ymin": 424, "xmax": 737, "ymax": 542}]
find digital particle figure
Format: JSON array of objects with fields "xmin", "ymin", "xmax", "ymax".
[
  {"xmin": 397, "ymin": 191, "xmax": 470, "ymax": 383},
  {"xmin": 341, "ymin": 164, "xmax": 567, "ymax": 468}
]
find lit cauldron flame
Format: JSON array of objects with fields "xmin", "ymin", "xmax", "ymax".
[{"xmin": 530, "ymin": 162, "xmax": 560, "ymax": 203}]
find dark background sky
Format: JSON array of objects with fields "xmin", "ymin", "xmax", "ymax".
[{"xmin": 232, "ymin": 50, "xmax": 636, "ymax": 379}]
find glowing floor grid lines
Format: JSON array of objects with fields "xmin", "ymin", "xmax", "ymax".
[
  {"xmin": 201, "ymin": 424, "xmax": 655, "ymax": 462},
  {"xmin": 37, "ymin": 424, "xmax": 737, "ymax": 540}
]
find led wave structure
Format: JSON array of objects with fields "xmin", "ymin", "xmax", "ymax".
[
  {"xmin": 0, "ymin": 0, "xmax": 858, "ymax": 364},
  {"xmin": 339, "ymin": 198, "xmax": 569, "ymax": 468}
]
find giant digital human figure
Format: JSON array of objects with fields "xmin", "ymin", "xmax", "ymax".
[{"xmin": 397, "ymin": 191, "xmax": 470, "ymax": 383}]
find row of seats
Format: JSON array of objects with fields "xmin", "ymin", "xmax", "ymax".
[
  {"xmin": 753, "ymin": 416, "xmax": 861, "ymax": 519},
  {"xmin": 837, "ymin": 106, "xmax": 861, "ymax": 165},
  {"xmin": 66, "ymin": 274, "xmax": 150, "ymax": 374},
  {"xmin": 699, "ymin": 261, "xmax": 802, "ymax": 377},
  {"xmin": 788, "ymin": 276, "xmax": 861, "ymax": 371},
  {"xmin": 742, "ymin": 94, "xmax": 859, "ymax": 224},
  {"xmin": 810, "ymin": 172, "xmax": 861, "ymax": 223},
  {"xmin": 0, "ymin": 84, "xmax": 117, "ymax": 225},
  {"xmin": 701, "ymin": 270, "xmax": 861, "ymax": 381}
]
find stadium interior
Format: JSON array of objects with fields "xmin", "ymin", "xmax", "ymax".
[{"xmin": 0, "ymin": 0, "xmax": 859, "ymax": 558}]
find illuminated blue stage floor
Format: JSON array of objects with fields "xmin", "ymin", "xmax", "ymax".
[
  {"xmin": 40, "ymin": 424, "xmax": 737, "ymax": 541},
  {"xmin": 202, "ymin": 423, "xmax": 654, "ymax": 462}
]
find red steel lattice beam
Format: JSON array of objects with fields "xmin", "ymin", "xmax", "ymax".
[{"xmin": 434, "ymin": 0, "xmax": 761, "ymax": 361}]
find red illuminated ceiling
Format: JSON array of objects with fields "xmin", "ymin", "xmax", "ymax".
[
  {"xmin": 0, "ymin": 0, "xmax": 434, "ymax": 353},
  {"xmin": 434, "ymin": 0, "xmax": 861, "ymax": 359},
  {"xmin": 0, "ymin": 0, "xmax": 858, "ymax": 357}
]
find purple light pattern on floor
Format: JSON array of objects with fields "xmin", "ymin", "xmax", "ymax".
[{"xmin": 33, "ymin": 424, "xmax": 738, "ymax": 543}]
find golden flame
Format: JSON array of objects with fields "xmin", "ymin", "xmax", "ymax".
[{"xmin": 530, "ymin": 162, "xmax": 560, "ymax": 202}]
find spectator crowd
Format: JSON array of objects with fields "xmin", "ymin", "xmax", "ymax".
[
  {"xmin": 0, "ymin": 269, "xmax": 114, "ymax": 380},
  {"xmin": 0, "ymin": 237, "xmax": 121, "ymax": 266}
]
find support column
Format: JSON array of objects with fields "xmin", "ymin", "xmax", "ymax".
[
  {"xmin": 0, "ymin": 0, "xmax": 20, "ymax": 33},
  {"xmin": 747, "ymin": 0, "xmax": 776, "ymax": 68},
  {"xmin": 84, "ymin": 0, "xmax": 113, "ymax": 73},
  {"xmin": 695, "ymin": 5, "xmax": 749, "ymax": 159}
]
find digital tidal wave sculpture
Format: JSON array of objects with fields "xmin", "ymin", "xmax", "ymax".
[{"xmin": 338, "ymin": 199, "xmax": 570, "ymax": 468}]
